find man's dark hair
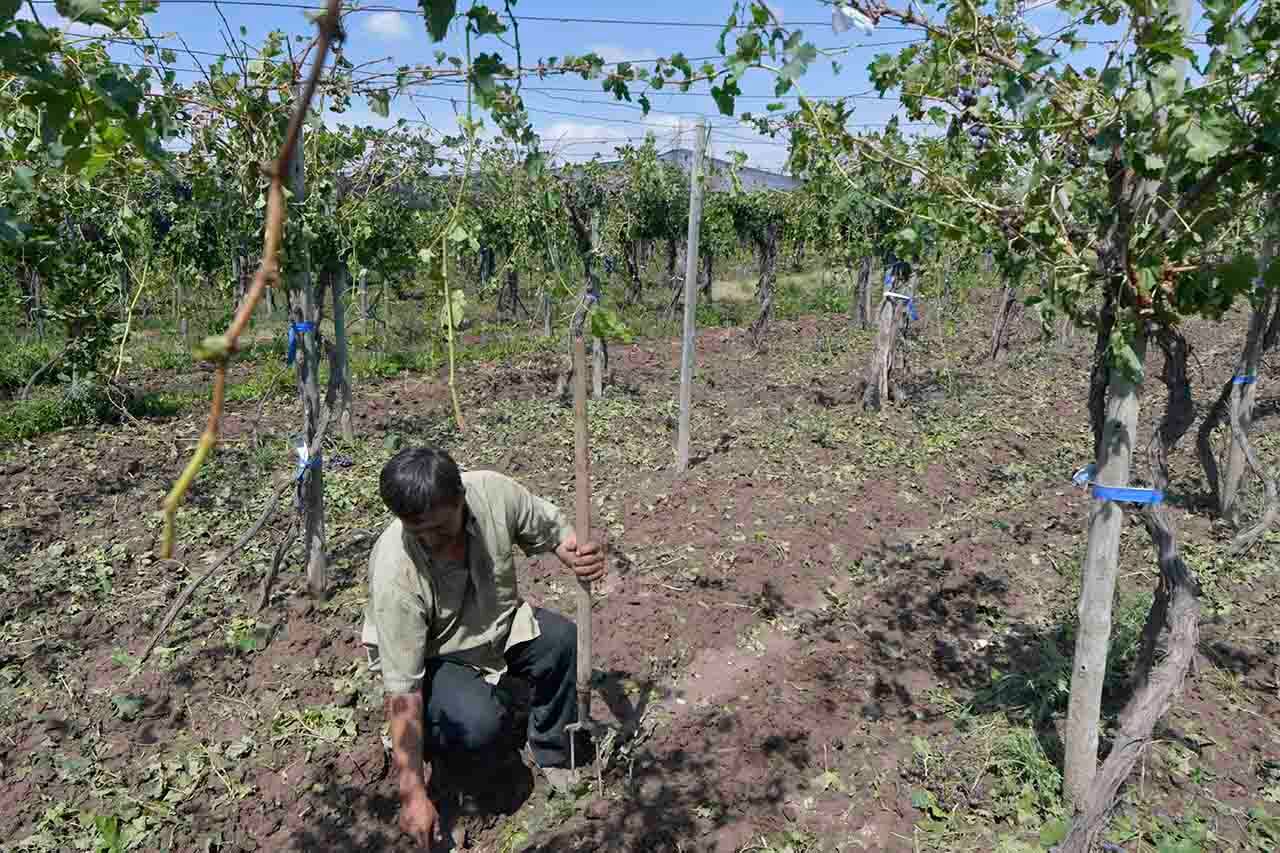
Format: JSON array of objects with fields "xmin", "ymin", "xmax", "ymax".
[{"xmin": 379, "ymin": 447, "xmax": 464, "ymax": 518}]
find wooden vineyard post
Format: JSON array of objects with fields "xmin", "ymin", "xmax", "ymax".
[
  {"xmin": 572, "ymin": 334, "xmax": 594, "ymax": 732},
  {"xmin": 590, "ymin": 210, "xmax": 605, "ymax": 398},
  {"xmin": 676, "ymin": 119, "xmax": 708, "ymax": 473},
  {"xmin": 287, "ymin": 84, "xmax": 327, "ymax": 601}
]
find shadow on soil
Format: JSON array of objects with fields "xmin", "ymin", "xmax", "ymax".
[
  {"xmin": 812, "ymin": 544, "xmax": 1082, "ymax": 762},
  {"xmin": 287, "ymin": 545, "xmax": 1167, "ymax": 852}
]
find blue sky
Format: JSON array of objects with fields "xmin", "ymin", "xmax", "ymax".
[{"xmin": 33, "ymin": 0, "xmax": 1206, "ymax": 171}]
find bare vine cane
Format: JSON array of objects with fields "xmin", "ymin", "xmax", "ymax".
[{"xmin": 157, "ymin": 0, "xmax": 342, "ymax": 560}]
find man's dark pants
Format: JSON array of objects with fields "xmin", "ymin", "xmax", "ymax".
[{"xmin": 423, "ymin": 607, "xmax": 577, "ymax": 772}]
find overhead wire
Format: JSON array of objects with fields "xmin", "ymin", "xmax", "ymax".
[{"xmin": 33, "ymin": 0, "xmax": 921, "ymax": 31}]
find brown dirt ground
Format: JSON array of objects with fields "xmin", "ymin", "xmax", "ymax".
[{"xmin": 1, "ymin": 295, "xmax": 1278, "ymax": 853}]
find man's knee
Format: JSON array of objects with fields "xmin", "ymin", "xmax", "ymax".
[
  {"xmin": 535, "ymin": 609, "xmax": 577, "ymax": 666},
  {"xmin": 456, "ymin": 706, "xmax": 507, "ymax": 752},
  {"xmin": 433, "ymin": 699, "xmax": 508, "ymax": 753},
  {"xmin": 425, "ymin": 664, "xmax": 510, "ymax": 754}
]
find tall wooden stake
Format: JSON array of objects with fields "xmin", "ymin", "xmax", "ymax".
[
  {"xmin": 288, "ymin": 84, "xmax": 327, "ymax": 601},
  {"xmin": 676, "ymin": 119, "xmax": 708, "ymax": 473},
  {"xmin": 572, "ymin": 335, "xmax": 593, "ymax": 728},
  {"xmin": 590, "ymin": 211, "xmax": 605, "ymax": 398}
]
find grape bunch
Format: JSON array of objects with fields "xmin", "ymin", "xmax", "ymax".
[
  {"xmin": 956, "ymin": 86, "xmax": 978, "ymax": 107},
  {"xmin": 967, "ymin": 123, "xmax": 993, "ymax": 152}
]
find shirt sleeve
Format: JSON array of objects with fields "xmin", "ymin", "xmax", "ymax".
[
  {"xmin": 500, "ymin": 473, "xmax": 575, "ymax": 556},
  {"xmin": 368, "ymin": 552, "xmax": 430, "ymax": 695}
]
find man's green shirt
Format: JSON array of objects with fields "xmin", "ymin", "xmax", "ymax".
[{"xmin": 361, "ymin": 470, "xmax": 575, "ymax": 694}]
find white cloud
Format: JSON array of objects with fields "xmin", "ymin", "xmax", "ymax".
[
  {"xmin": 587, "ymin": 43, "xmax": 659, "ymax": 66},
  {"xmin": 363, "ymin": 11, "xmax": 412, "ymax": 41}
]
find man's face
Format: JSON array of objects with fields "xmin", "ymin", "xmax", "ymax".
[{"xmin": 401, "ymin": 497, "xmax": 465, "ymax": 551}]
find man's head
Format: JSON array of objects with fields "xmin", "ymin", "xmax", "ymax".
[{"xmin": 379, "ymin": 447, "xmax": 466, "ymax": 550}]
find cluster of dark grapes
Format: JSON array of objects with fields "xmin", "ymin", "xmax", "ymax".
[
  {"xmin": 955, "ymin": 63, "xmax": 995, "ymax": 152},
  {"xmin": 967, "ymin": 123, "xmax": 993, "ymax": 150},
  {"xmin": 60, "ymin": 216, "xmax": 104, "ymax": 244},
  {"xmin": 141, "ymin": 180, "xmax": 193, "ymax": 239}
]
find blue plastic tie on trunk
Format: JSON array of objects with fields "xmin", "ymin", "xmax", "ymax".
[
  {"xmin": 296, "ymin": 455, "xmax": 322, "ymax": 482},
  {"xmin": 1233, "ymin": 374, "xmax": 1258, "ymax": 385},
  {"xmin": 1072, "ymin": 463, "xmax": 1162, "ymax": 504},
  {"xmin": 1090, "ymin": 484, "xmax": 1164, "ymax": 504},
  {"xmin": 287, "ymin": 321, "xmax": 316, "ymax": 365}
]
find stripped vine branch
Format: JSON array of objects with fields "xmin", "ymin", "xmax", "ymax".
[{"xmin": 158, "ymin": 0, "xmax": 342, "ymax": 559}]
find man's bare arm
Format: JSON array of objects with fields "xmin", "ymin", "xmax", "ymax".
[{"xmin": 387, "ymin": 692, "xmax": 442, "ymax": 846}]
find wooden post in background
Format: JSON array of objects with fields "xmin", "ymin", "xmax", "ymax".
[
  {"xmin": 590, "ymin": 210, "xmax": 605, "ymax": 398},
  {"xmin": 676, "ymin": 119, "xmax": 708, "ymax": 473}
]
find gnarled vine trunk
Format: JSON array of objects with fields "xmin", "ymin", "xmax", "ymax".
[
  {"xmin": 989, "ymin": 279, "xmax": 1020, "ymax": 361},
  {"xmin": 860, "ymin": 285, "xmax": 908, "ymax": 411},
  {"xmin": 852, "ymin": 256, "xmax": 872, "ymax": 330},
  {"xmin": 333, "ymin": 264, "xmax": 353, "ymax": 441},
  {"xmin": 287, "ymin": 108, "xmax": 326, "ymax": 602},
  {"xmin": 1199, "ymin": 205, "xmax": 1279, "ymax": 530},
  {"xmin": 747, "ymin": 222, "xmax": 780, "ymax": 351},
  {"xmin": 625, "ymin": 240, "xmax": 644, "ymax": 305},
  {"xmin": 498, "ymin": 268, "xmax": 529, "ymax": 322}
]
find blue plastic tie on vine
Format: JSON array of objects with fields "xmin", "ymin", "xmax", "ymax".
[
  {"xmin": 1233, "ymin": 374, "xmax": 1258, "ymax": 385},
  {"xmin": 1071, "ymin": 463, "xmax": 1162, "ymax": 504},
  {"xmin": 907, "ymin": 298, "xmax": 920, "ymax": 322},
  {"xmin": 1090, "ymin": 484, "xmax": 1164, "ymax": 505},
  {"xmin": 286, "ymin": 321, "xmax": 316, "ymax": 366},
  {"xmin": 295, "ymin": 455, "xmax": 322, "ymax": 482}
]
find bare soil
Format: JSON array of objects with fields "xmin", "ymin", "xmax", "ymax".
[{"xmin": 1, "ymin": 296, "xmax": 1278, "ymax": 852}]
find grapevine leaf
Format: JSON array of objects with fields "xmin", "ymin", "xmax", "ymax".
[
  {"xmin": 439, "ymin": 289, "xmax": 467, "ymax": 330},
  {"xmin": 420, "ymin": 0, "xmax": 456, "ymax": 42},
  {"xmin": 590, "ymin": 308, "xmax": 634, "ymax": 343}
]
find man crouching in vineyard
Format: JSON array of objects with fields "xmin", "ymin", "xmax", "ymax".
[{"xmin": 361, "ymin": 446, "xmax": 607, "ymax": 848}]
